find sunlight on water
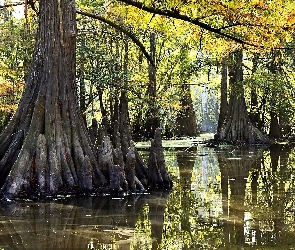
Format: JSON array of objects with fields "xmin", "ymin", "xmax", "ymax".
[{"xmin": 0, "ymin": 144, "xmax": 295, "ymax": 249}]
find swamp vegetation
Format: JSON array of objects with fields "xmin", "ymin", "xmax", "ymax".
[
  {"xmin": 0, "ymin": 0, "xmax": 295, "ymax": 198},
  {"xmin": 0, "ymin": 1, "xmax": 295, "ymax": 248}
]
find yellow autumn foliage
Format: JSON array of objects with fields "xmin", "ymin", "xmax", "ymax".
[{"xmin": 0, "ymin": 80, "xmax": 23, "ymax": 113}]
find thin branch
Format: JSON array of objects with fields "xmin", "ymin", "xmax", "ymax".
[
  {"xmin": 76, "ymin": 10, "xmax": 155, "ymax": 67},
  {"xmin": 218, "ymin": 22, "xmax": 243, "ymax": 30},
  {"xmin": 0, "ymin": 2, "xmax": 24, "ymax": 9}
]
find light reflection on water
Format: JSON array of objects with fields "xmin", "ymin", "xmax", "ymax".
[{"xmin": 1, "ymin": 144, "xmax": 295, "ymax": 249}]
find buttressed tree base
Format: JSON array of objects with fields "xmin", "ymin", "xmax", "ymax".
[{"xmin": 0, "ymin": 0, "xmax": 171, "ymax": 199}]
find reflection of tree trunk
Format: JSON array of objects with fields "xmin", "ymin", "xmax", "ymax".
[
  {"xmin": 0, "ymin": 195, "xmax": 152, "ymax": 249},
  {"xmin": 218, "ymin": 146, "xmax": 265, "ymax": 246},
  {"xmin": 147, "ymin": 191, "xmax": 169, "ymax": 249},
  {"xmin": 175, "ymin": 84, "xmax": 198, "ymax": 137},
  {"xmin": 269, "ymin": 144, "xmax": 290, "ymax": 241},
  {"xmin": 177, "ymin": 150, "xmax": 196, "ymax": 248},
  {"xmin": 250, "ymin": 170, "xmax": 258, "ymax": 204},
  {"xmin": 177, "ymin": 149, "xmax": 196, "ymax": 187}
]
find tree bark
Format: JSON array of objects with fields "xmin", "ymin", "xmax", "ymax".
[
  {"xmin": 148, "ymin": 128, "xmax": 172, "ymax": 189},
  {"xmin": 144, "ymin": 32, "xmax": 160, "ymax": 139},
  {"xmin": 175, "ymin": 84, "xmax": 198, "ymax": 137},
  {"xmin": 219, "ymin": 50, "xmax": 268, "ymax": 144},
  {"xmin": 0, "ymin": 0, "xmax": 107, "ymax": 198},
  {"xmin": 217, "ymin": 57, "xmax": 228, "ymax": 134}
]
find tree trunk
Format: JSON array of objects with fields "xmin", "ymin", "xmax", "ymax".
[
  {"xmin": 269, "ymin": 111, "xmax": 282, "ymax": 140},
  {"xmin": 249, "ymin": 53, "xmax": 262, "ymax": 130},
  {"xmin": 119, "ymin": 91, "xmax": 132, "ymax": 159},
  {"xmin": 268, "ymin": 51, "xmax": 283, "ymax": 139},
  {"xmin": 219, "ymin": 50, "xmax": 268, "ymax": 144},
  {"xmin": 217, "ymin": 57, "xmax": 228, "ymax": 134},
  {"xmin": 78, "ymin": 39, "xmax": 87, "ymax": 124},
  {"xmin": 0, "ymin": 0, "xmax": 173, "ymax": 199},
  {"xmin": 175, "ymin": 84, "xmax": 198, "ymax": 137},
  {"xmin": 148, "ymin": 128, "xmax": 172, "ymax": 189},
  {"xmin": 144, "ymin": 32, "xmax": 160, "ymax": 139},
  {"xmin": 0, "ymin": 0, "xmax": 107, "ymax": 198},
  {"xmin": 119, "ymin": 36, "xmax": 132, "ymax": 158}
]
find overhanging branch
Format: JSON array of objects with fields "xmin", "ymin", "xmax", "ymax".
[
  {"xmin": 0, "ymin": 2, "xmax": 24, "ymax": 9},
  {"xmin": 76, "ymin": 10, "xmax": 155, "ymax": 67},
  {"xmin": 116, "ymin": 0, "xmax": 255, "ymax": 46}
]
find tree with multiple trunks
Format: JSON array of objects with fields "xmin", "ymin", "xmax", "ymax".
[
  {"xmin": 112, "ymin": 0, "xmax": 295, "ymax": 143},
  {"xmin": 0, "ymin": 0, "xmax": 172, "ymax": 199}
]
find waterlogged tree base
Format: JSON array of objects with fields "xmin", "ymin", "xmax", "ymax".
[
  {"xmin": 148, "ymin": 128, "xmax": 173, "ymax": 189},
  {"xmin": 0, "ymin": 0, "xmax": 172, "ymax": 200},
  {"xmin": 218, "ymin": 96, "xmax": 269, "ymax": 145},
  {"xmin": 0, "ymin": 126, "xmax": 172, "ymax": 200}
]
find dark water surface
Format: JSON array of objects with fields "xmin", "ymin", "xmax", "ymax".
[{"xmin": 1, "ymin": 144, "xmax": 295, "ymax": 249}]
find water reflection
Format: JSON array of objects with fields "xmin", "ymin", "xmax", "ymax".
[{"xmin": 1, "ymin": 145, "xmax": 295, "ymax": 249}]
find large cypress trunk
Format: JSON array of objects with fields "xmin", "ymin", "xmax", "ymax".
[
  {"xmin": 219, "ymin": 50, "xmax": 268, "ymax": 144},
  {"xmin": 0, "ymin": 0, "xmax": 106, "ymax": 198}
]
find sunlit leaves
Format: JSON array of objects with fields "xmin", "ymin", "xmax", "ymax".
[
  {"xmin": 0, "ymin": 7, "xmax": 36, "ymax": 83},
  {"xmin": 0, "ymin": 81, "xmax": 21, "ymax": 111},
  {"xmin": 245, "ymin": 69, "xmax": 295, "ymax": 126}
]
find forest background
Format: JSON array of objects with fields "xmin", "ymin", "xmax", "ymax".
[{"xmin": 1, "ymin": 0, "xmax": 295, "ymax": 142}]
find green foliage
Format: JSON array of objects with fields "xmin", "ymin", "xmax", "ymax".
[
  {"xmin": 245, "ymin": 70, "xmax": 295, "ymax": 124},
  {"xmin": 2, "ymin": 0, "xmax": 295, "ymax": 135},
  {"xmin": 0, "ymin": 6, "xmax": 36, "ymax": 129},
  {"xmin": 0, "ymin": 9, "xmax": 36, "ymax": 83}
]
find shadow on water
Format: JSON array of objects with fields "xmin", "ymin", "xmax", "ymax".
[
  {"xmin": 1, "ymin": 144, "xmax": 295, "ymax": 249},
  {"xmin": 0, "ymin": 191, "xmax": 169, "ymax": 250}
]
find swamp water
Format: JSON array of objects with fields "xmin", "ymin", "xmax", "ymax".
[{"xmin": 1, "ymin": 143, "xmax": 295, "ymax": 249}]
